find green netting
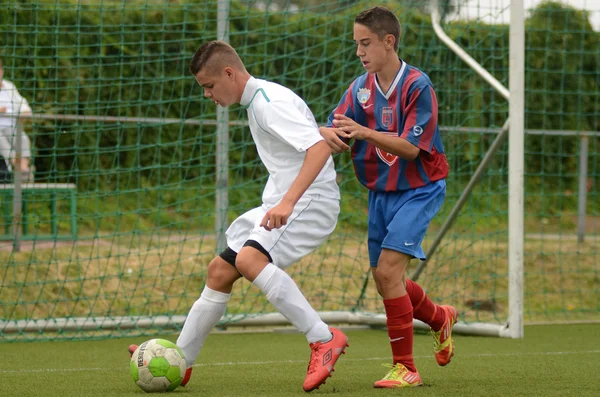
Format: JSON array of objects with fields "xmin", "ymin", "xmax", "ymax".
[{"xmin": 0, "ymin": 0, "xmax": 598, "ymax": 341}]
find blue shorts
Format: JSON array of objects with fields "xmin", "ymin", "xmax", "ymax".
[{"xmin": 367, "ymin": 179, "xmax": 446, "ymax": 267}]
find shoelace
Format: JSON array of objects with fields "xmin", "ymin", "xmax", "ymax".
[
  {"xmin": 306, "ymin": 342, "xmax": 323, "ymax": 374},
  {"xmin": 380, "ymin": 363, "xmax": 408, "ymax": 380}
]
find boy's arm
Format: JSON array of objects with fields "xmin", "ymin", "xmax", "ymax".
[
  {"xmin": 254, "ymin": 99, "xmax": 335, "ymax": 231},
  {"xmin": 260, "ymin": 140, "xmax": 331, "ymax": 231},
  {"xmin": 11, "ymin": 84, "xmax": 33, "ymax": 165},
  {"xmin": 365, "ymin": 131, "xmax": 420, "ymax": 160},
  {"xmin": 10, "ymin": 83, "xmax": 33, "ymax": 116},
  {"xmin": 319, "ymin": 126, "xmax": 350, "ymax": 154},
  {"xmin": 333, "ymin": 79, "xmax": 438, "ymax": 161},
  {"xmin": 332, "ymin": 114, "xmax": 420, "ymax": 160}
]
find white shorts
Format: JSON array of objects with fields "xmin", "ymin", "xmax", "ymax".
[{"xmin": 225, "ymin": 195, "xmax": 340, "ymax": 269}]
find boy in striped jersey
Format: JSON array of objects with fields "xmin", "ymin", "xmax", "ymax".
[{"xmin": 319, "ymin": 6, "xmax": 458, "ymax": 388}]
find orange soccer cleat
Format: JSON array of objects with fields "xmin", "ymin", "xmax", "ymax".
[
  {"xmin": 302, "ymin": 327, "xmax": 349, "ymax": 392},
  {"xmin": 128, "ymin": 344, "xmax": 138, "ymax": 357},
  {"xmin": 432, "ymin": 305, "xmax": 458, "ymax": 366}
]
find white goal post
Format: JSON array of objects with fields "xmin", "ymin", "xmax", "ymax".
[{"xmin": 414, "ymin": 0, "xmax": 524, "ymax": 338}]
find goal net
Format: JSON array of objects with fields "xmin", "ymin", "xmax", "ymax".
[{"xmin": 0, "ymin": 0, "xmax": 598, "ymax": 341}]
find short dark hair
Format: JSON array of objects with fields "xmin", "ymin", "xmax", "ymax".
[
  {"xmin": 189, "ymin": 40, "xmax": 245, "ymax": 75},
  {"xmin": 355, "ymin": 6, "xmax": 402, "ymax": 52}
]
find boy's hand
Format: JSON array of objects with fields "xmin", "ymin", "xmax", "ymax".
[
  {"xmin": 260, "ymin": 200, "xmax": 294, "ymax": 231},
  {"xmin": 319, "ymin": 126, "xmax": 350, "ymax": 153},
  {"xmin": 10, "ymin": 157, "xmax": 30, "ymax": 172},
  {"xmin": 333, "ymin": 114, "xmax": 372, "ymax": 140},
  {"xmin": 0, "ymin": 107, "xmax": 6, "ymax": 113}
]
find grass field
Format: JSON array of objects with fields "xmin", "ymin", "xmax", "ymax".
[{"xmin": 1, "ymin": 323, "xmax": 599, "ymax": 397}]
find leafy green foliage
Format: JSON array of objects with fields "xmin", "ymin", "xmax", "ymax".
[{"xmin": 0, "ymin": 0, "xmax": 597, "ymax": 231}]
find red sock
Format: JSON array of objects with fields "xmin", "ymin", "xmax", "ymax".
[
  {"xmin": 383, "ymin": 294, "xmax": 416, "ymax": 372},
  {"xmin": 405, "ymin": 279, "xmax": 446, "ymax": 331}
]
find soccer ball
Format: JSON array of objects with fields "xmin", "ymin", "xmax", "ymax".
[{"xmin": 129, "ymin": 339, "xmax": 187, "ymax": 393}]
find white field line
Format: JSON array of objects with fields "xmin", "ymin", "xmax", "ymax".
[{"xmin": 0, "ymin": 349, "xmax": 598, "ymax": 374}]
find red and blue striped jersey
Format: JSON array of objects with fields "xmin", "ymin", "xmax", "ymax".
[{"xmin": 327, "ymin": 61, "xmax": 449, "ymax": 191}]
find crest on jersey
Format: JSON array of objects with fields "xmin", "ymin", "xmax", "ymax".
[
  {"xmin": 376, "ymin": 148, "xmax": 398, "ymax": 166},
  {"xmin": 375, "ymin": 131, "xmax": 398, "ymax": 166},
  {"xmin": 382, "ymin": 107, "xmax": 394, "ymax": 129},
  {"xmin": 357, "ymin": 88, "xmax": 371, "ymax": 104},
  {"xmin": 413, "ymin": 125, "xmax": 424, "ymax": 136}
]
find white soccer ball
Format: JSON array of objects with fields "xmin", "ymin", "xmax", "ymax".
[{"xmin": 129, "ymin": 339, "xmax": 187, "ymax": 393}]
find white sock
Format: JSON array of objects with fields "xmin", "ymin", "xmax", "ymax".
[
  {"xmin": 176, "ymin": 286, "xmax": 230, "ymax": 367},
  {"xmin": 253, "ymin": 263, "xmax": 331, "ymax": 343}
]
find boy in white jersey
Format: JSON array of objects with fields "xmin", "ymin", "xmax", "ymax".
[
  {"xmin": 0, "ymin": 57, "xmax": 34, "ymax": 181},
  {"xmin": 128, "ymin": 41, "xmax": 348, "ymax": 392}
]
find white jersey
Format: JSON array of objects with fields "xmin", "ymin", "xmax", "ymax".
[
  {"xmin": 0, "ymin": 79, "xmax": 32, "ymax": 129},
  {"xmin": 240, "ymin": 77, "xmax": 340, "ymax": 205}
]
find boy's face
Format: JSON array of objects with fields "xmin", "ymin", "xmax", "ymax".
[
  {"xmin": 194, "ymin": 66, "xmax": 238, "ymax": 107},
  {"xmin": 353, "ymin": 23, "xmax": 393, "ymax": 74}
]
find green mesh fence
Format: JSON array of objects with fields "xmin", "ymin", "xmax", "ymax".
[{"xmin": 0, "ymin": 0, "xmax": 598, "ymax": 341}]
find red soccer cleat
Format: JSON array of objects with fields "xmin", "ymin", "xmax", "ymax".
[
  {"xmin": 128, "ymin": 344, "xmax": 138, "ymax": 357},
  {"xmin": 432, "ymin": 305, "xmax": 459, "ymax": 366},
  {"xmin": 302, "ymin": 327, "xmax": 349, "ymax": 392},
  {"xmin": 180, "ymin": 367, "xmax": 193, "ymax": 387}
]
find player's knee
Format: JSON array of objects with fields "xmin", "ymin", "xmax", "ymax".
[
  {"xmin": 371, "ymin": 269, "xmax": 385, "ymax": 297},
  {"xmin": 235, "ymin": 247, "xmax": 270, "ymax": 281},
  {"xmin": 206, "ymin": 257, "xmax": 240, "ymax": 291},
  {"xmin": 375, "ymin": 259, "xmax": 406, "ymax": 289},
  {"xmin": 378, "ymin": 251, "xmax": 410, "ymax": 272},
  {"xmin": 374, "ymin": 269, "xmax": 395, "ymax": 288}
]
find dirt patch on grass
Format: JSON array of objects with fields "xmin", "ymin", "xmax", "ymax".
[{"xmin": 1, "ymin": 232, "xmax": 598, "ymax": 326}]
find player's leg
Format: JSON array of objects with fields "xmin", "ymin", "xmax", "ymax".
[
  {"xmin": 235, "ymin": 197, "xmax": 339, "ymax": 344},
  {"xmin": 168, "ymin": 207, "xmax": 263, "ymax": 385},
  {"xmin": 176, "ymin": 254, "xmax": 242, "ymax": 368},
  {"xmin": 381, "ymin": 180, "xmax": 457, "ymax": 367},
  {"xmin": 371, "ymin": 249, "xmax": 422, "ymax": 388},
  {"xmin": 236, "ymin": 196, "xmax": 348, "ymax": 392},
  {"xmin": 392, "ymin": 180, "xmax": 457, "ymax": 366},
  {"xmin": 366, "ymin": 189, "xmax": 421, "ymax": 388},
  {"xmin": 172, "ymin": 254, "xmax": 241, "ymax": 386},
  {"xmin": 236, "ymin": 245, "xmax": 348, "ymax": 392},
  {"xmin": 128, "ymin": 254, "xmax": 241, "ymax": 387},
  {"xmin": 404, "ymin": 278, "xmax": 445, "ymax": 332},
  {"xmin": 236, "ymin": 243, "xmax": 330, "ymax": 342},
  {"xmin": 405, "ymin": 278, "xmax": 458, "ymax": 366}
]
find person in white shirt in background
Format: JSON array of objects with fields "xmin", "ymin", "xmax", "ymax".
[
  {"xmin": 127, "ymin": 40, "xmax": 349, "ymax": 393},
  {"xmin": 0, "ymin": 57, "xmax": 33, "ymax": 181}
]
